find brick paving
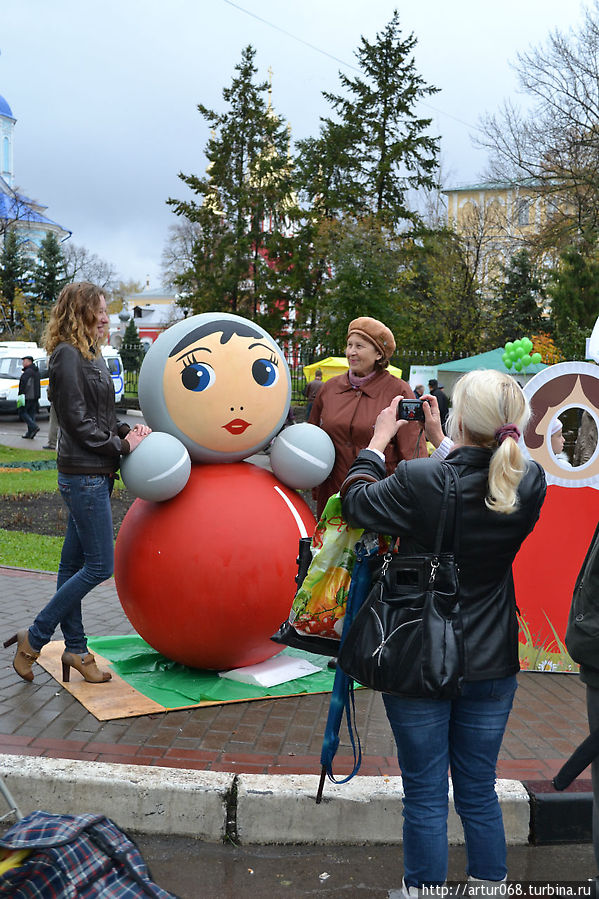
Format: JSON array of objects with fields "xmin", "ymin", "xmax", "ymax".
[{"xmin": 0, "ymin": 566, "xmax": 591, "ymax": 786}]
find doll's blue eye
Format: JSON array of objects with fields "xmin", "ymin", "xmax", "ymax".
[
  {"xmin": 252, "ymin": 358, "xmax": 279, "ymax": 387},
  {"xmin": 181, "ymin": 362, "xmax": 215, "ymax": 392}
]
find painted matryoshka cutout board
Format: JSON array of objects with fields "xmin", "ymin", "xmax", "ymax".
[{"xmin": 515, "ymin": 362, "xmax": 599, "ymax": 671}]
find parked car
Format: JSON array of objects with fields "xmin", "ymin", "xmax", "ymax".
[
  {"xmin": 101, "ymin": 347, "xmax": 125, "ymax": 404},
  {"xmin": 0, "ymin": 345, "xmax": 125, "ymax": 413}
]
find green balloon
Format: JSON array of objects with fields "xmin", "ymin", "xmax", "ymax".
[
  {"xmin": 515, "ymin": 359, "xmax": 523, "ymax": 371},
  {"xmin": 521, "ymin": 354, "xmax": 532, "ymax": 367},
  {"xmin": 513, "ymin": 339, "xmax": 522, "ymax": 349},
  {"xmin": 505, "ymin": 358, "xmax": 513, "ymax": 369},
  {"xmin": 532, "ymin": 352, "xmax": 542, "ymax": 364},
  {"xmin": 524, "ymin": 338, "xmax": 533, "ymax": 352},
  {"xmin": 516, "ymin": 347, "xmax": 525, "ymax": 358},
  {"xmin": 505, "ymin": 342, "xmax": 514, "ymax": 352}
]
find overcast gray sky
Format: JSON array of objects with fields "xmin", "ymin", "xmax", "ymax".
[{"xmin": 0, "ymin": 0, "xmax": 589, "ymax": 288}]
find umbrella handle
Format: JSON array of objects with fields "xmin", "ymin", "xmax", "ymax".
[{"xmin": 315, "ymin": 766, "xmax": 327, "ymax": 804}]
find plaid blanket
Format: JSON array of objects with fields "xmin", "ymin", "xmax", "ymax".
[{"xmin": 0, "ymin": 810, "xmax": 177, "ymax": 898}]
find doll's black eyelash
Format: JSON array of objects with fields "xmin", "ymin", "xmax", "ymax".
[{"xmin": 180, "ymin": 352, "xmax": 198, "ymax": 370}]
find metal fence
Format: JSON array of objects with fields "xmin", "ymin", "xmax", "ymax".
[
  {"xmin": 124, "ymin": 369, "xmax": 139, "ymax": 396},
  {"xmin": 123, "ymin": 345, "xmax": 462, "ymax": 407},
  {"xmin": 284, "ymin": 346, "xmax": 462, "ymax": 404}
]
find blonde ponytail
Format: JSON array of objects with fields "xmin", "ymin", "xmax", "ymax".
[
  {"xmin": 447, "ymin": 370, "xmax": 531, "ymax": 515},
  {"xmin": 487, "ymin": 436, "xmax": 527, "ymax": 514}
]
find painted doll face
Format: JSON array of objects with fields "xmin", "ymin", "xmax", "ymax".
[
  {"xmin": 523, "ymin": 367, "xmax": 599, "ymax": 487},
  {"xmin": 163, "ymin": 329, "xmax": 289, "ymax": 455}
]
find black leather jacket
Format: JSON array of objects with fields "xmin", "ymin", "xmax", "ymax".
[
  {"xmin": 341, "ymin": 446, "xmax": 547, "ymax": 682},
  {"xmin": 49, "ymin": 342, "xmax": 131, "ymax": 475}
]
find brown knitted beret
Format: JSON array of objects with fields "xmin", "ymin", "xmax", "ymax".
[{"xmin": 347, "ymin": 317, "xmax": 396, "ymax": 361}]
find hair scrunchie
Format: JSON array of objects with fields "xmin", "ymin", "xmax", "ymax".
[{"xmin": 495, "ymin": 423, "xmax": 521, "ymax": 445}]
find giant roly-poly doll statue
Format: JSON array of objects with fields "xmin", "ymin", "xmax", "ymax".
[{"xmin": 115, "ymin": 313, "xmax": 335, "ymax": 670}]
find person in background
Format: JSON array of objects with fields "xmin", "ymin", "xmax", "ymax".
[
  {"xmin": 18, "ymin": 355, "xmax": 41, "ymax": 439},
  {"xmin": 551, "ymin": 417, "xmax": 572, "ymax": 467},
  {"xmin": 428, "ymin": 378, "xmax": 449, "ymax": 433},
  {"xmin": 340, "ymin": 370, "xmax": 546, "ymax": 892},
  {"xmin": 43, "ymin": 400, "xmax": 59, "ymax": 450},
  {"xmin": 304, "ymin": 368, "xmax": 323, "ymax": 420},
  {"xmin": 413, "ymin": 384, "xmax": 425, "ymax": 399},
  {"xmin": 309, "ymin": 316, "xmax": 427, "ymax": 520},
  {"xmin": 3, "ymin": 282, "xmax": 151, "ymax": 686}
]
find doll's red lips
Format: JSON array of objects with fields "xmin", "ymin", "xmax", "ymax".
[{"xmin": 223, "ymin": 419, "xmax": 250, "ymax": 435}]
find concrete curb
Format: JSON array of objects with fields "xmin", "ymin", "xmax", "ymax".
[
  {"xmin": 0, "ymin": 755, "xmax": 230, "ymax": 841},
  {"xmin": 0, "ymin": 755, "xmax": 531, "ymax": 845},
  {"xmin": 236, "ymin": 774, "xmax": 530, "ymax": 845}
]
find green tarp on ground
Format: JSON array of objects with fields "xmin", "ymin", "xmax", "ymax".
[{"xmin": 87, "ymin": 635, "xmax": 336, "ymax": 707}]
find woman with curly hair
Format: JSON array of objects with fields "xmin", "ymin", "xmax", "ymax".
[{"xmin": 4, "ymin": 282, "xmax": 150, "ymax": 684}]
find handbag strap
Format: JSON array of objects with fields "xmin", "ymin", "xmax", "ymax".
[
  {"xmin": 425, "ymin": 462, "xmax": 461, "ymax": 589},
  {"xmin": 440, "ymin": 461, "xmax": 462, "ymax": 556},
  {"xmin": 383, "ymin": 460, "xmax": 462, "ymax": 573}
]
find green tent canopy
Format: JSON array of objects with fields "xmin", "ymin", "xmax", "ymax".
[{"xmin": 436, "ymin": 348, "xmax": 547, "ymax": 396}]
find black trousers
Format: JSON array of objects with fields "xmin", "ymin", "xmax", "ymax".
[{"xmin": 19, "ymin": 399, "xmax": 38, "ymax": 435}]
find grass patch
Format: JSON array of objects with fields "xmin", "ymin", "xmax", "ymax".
[
  {"xmin": 0, "ymin": 441, "xmax": 132, "ymax": 571},
  {"xmin": 0, "ymin": 528, "xmax": 63, "ymax": 572},
  {"xmin": 0, "ymin": 444, "xmax": 126, "ymax": 496},
  {"xmin": 0, "ymin": 469, "xmax": 58, "ymax": 495},
  {"xmin": 0, "ymin": 445, "xmax": 56, "ymax": 463}
]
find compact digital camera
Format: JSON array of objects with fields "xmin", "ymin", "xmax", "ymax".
[{"xmin": 397, "ymin": 398, "xmax": 425, "ymax": 422}]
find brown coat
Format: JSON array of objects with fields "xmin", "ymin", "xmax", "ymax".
[
  {"xmin": 304, "ymin": 378, "xmax": 323, "ymax": 402},
  {"xmin": 309, "ymin": 369, "xmax": 427, "ymax": 519}
]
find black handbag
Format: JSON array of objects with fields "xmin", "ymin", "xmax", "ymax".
[{"xmin": 337, "ymin": 462, "xmax": 464, "ymax": 699}]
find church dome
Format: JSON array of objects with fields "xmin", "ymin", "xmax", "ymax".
[{"xmin": 0, "ymin": 95, "xmax": 14, "ymax": 119}]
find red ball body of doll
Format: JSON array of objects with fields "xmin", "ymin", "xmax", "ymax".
[{"xmin": 115, "ymin": 462, "xmax": 315, "ymax": 670}]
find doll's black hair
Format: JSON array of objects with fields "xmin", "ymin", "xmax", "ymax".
[{"xmin": 169, "ymin": 320, "xmax": 265, "ymax": 358}]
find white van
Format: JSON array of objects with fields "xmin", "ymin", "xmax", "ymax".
[
  {"xmin": 0, "ymin": 346, "xmax": 50, "ymax": 414},
  {"xmin": 102, "ymin": 347, "xmax": 125, "ymax": 404},
  {"xmin": 0, "ymin": 345, "xmax": 125, "ymax": 413}
]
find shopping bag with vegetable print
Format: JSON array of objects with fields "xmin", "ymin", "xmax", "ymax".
[{"xmin": 271, "ymin": 494, "xmax": 363, "ymax": 656}]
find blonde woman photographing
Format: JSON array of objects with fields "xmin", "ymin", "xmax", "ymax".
[{"xmin": 340, "ymin": 370, "xmax": 547, "ymax": 893}]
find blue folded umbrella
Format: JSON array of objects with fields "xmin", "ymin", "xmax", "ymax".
[{"xmin": 316, "ymin": 540, "xmax": 377, "ymax": 803}]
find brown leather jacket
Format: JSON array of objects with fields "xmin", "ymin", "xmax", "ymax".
[
  {"xmin": 50, "ymin": 342, "xmax": 131, "ymax": 475},
  {"xmin": 308, "ymin": 369, "xmax": 427, "ymax": 519}
]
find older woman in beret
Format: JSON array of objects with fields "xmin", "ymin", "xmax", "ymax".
[{"xmin": 309, "ymin": 317, "xmax": 427, "ymax": 519}]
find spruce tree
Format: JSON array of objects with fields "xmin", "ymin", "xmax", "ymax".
[
  {"xmin": 291, "ymin": 11, "xmax": 441, "ymax": 347},
  {"xmin": 30, "ymin": 232, "xmax": 67, "ymax": 331},
  {"xmin": 168, "ymin": 46, "xmax": 295, "ymax": 331},
  {"xmin": 120, "ymin": 318, "xmax": 145, "ymax": 371},
  {"xmin": 0, "ymin": 229, "xmax": 28, "ymax": 332},
  {"xmin": 547, "ymin": 244, "xmax": 599, "ymax": 359},
  {"xmin": 492, "ymin": 249, "xmax": 544, "ymax": 345},
  {"xmin": 303, "ymin": 10, "xmax": 440, "ymax": 228}
]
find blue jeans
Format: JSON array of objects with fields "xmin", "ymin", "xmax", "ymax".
[
  {"xmin": 383, "ymin": 675, "xmax": 517, "ymax": 887},
  {"xmin": 29, "ymin": 474, "xmax": 114, "ymax": 654}
]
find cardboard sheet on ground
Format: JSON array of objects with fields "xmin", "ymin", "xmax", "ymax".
[{"xmin": 37, "ymin": 637, "xmax": 336, "ymax": 721}]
